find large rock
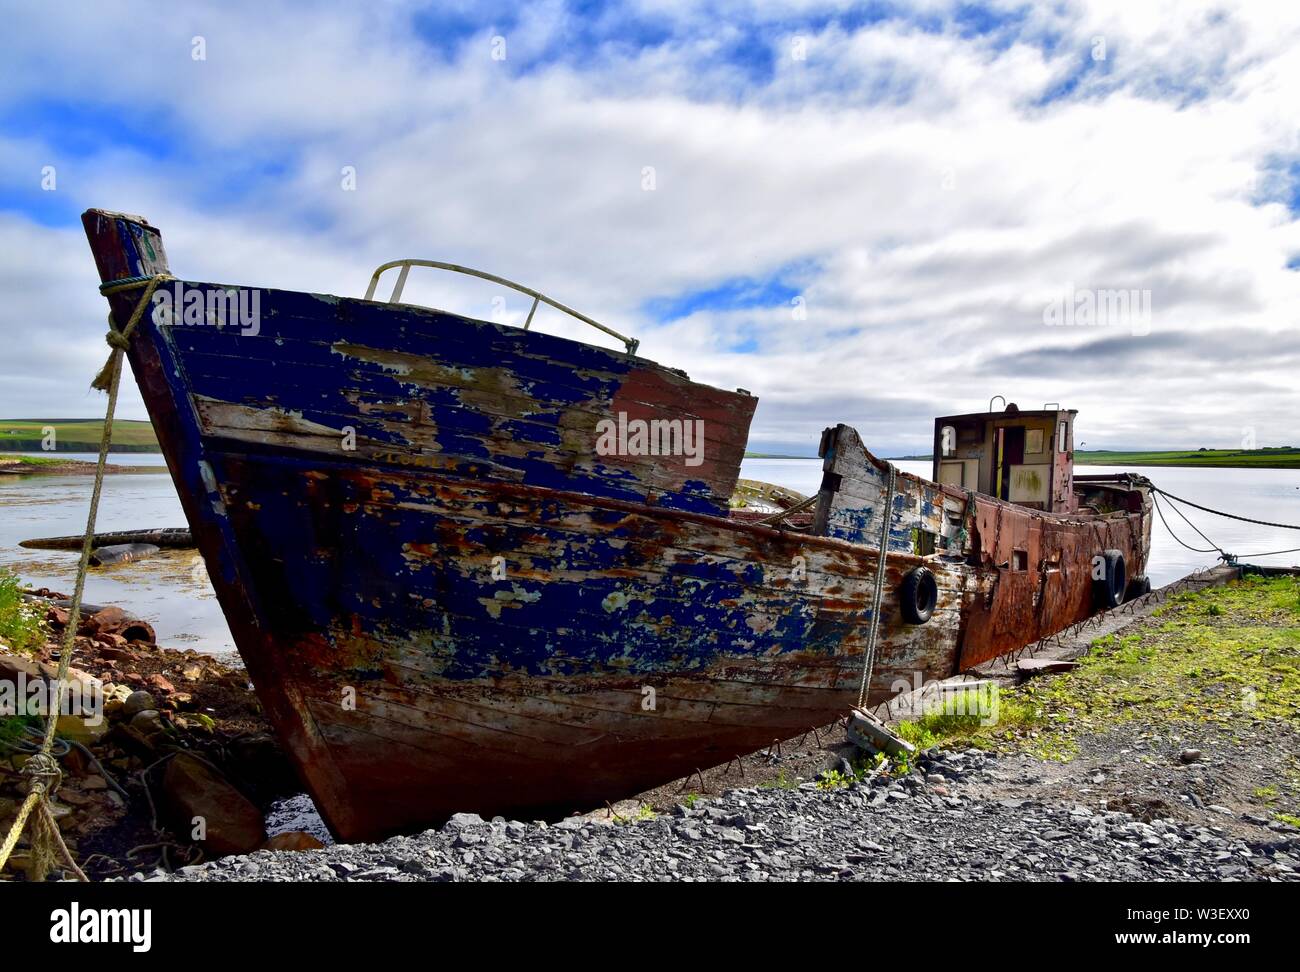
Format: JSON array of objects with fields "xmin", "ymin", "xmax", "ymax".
[
  {"xmin": 162, "ymin": 754, "xmax": 266, "ymax": 856},
  {"xmin": 55, "ymin": 713, "xmax": 110, "ymax": 744},
  {"xmin": 2, "ymin": 653, "xmax": 102, "ymax": 719},
  {"xmin": 121, "ymin": 690, "xmax": 156, "ymax": 717},
  {"xmin": 147, "ymin": 673, "xmax": 175, "ymax": 694},
  {"xmin": 80, "ymin": 605, "xmax": 126, "ymax": 633},
  {"xmin": 0, "ymin": 652, "xmax": 41, "ymax": 688},
  {"xmin": 129, "ymin": 709, "xmax": 165, "ymax": 737}
]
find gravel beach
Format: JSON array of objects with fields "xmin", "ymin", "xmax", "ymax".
[{"xmin": 137, "ymin": 744, "xmax": 1300, "ymax": 883}]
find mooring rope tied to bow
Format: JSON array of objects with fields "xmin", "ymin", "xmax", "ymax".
[
  {"xmin": 857, "ymin": 463, "xmax": 896, "ymax": 709},
  {"xmin": 0, "ymin": 274, "xmax": 169, "ymax": 881}
]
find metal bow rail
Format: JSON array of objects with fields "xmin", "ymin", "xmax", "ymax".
[{"xmin": 364, "ymin": 259, "xmax": 640, "ymax": 356}]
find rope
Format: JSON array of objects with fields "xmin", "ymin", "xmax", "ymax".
[
  {"xmin": 857, "ymin": 463, "xmax": 896, "ymax": 708},
  {"xmin": 0, "ymin": 273, "xmax": 167, "ymax": 880},
  {"xmin": 1150, "ymin": 487, "xmax": 1300, "ymax": 563},
  {"xmin": 1151, "ymin": 491, "xmax": 1220, "ymax": 554},
  {"xmin": 0, "ymin": 785, "xmax": 42, "ymax": 875},
  {"xmin": 91, "ymin": 274, "xmax": 172, "ymax": 391},
  {"xmin": 1240, "ymin": 546, "xmax": 1300, "ymax": 558},
  {"xmin": 1149, "ymin": 486, "xmax": 1300, "ymax": 531}
]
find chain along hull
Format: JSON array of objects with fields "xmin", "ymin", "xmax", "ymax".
[{"xmin": 83, "ymin": 209, "xmax": 1151, "ymax": 840}]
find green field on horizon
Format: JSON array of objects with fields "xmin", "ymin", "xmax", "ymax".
[
  {"xmin": 1076, "ymin": 447, "xmax": 1300, "ymax": 468},
  {"xmin": 0, "ymin": 418, "xmax": 160, "ymax": 452}
]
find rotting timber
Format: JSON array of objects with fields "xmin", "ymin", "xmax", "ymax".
[{"xmin": 82, "ymin": 209, "xmax": 1153, "ymax": 842}]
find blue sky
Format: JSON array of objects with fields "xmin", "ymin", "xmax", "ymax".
[{"xmin": 1, "ymin": 0, "xmax": 1298, "ymax": 454}]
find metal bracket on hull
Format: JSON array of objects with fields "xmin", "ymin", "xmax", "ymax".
[{"xmin": 364, "ymin": 259, "xmax": 640, "ymax": 356}]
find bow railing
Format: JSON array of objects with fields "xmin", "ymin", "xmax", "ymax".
[{"xmin": 364, "ymin": 259, "xmax": 639, "ymax": 355}]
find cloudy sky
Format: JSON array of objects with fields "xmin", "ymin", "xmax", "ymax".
[{"xmin": 2, "ymin": 0, "xmax": 1298, "ymax": 455}]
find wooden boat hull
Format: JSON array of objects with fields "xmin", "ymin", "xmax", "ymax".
[
  {"xmin": 166, "ymin": 449, "xmax": 970, "ymax": 837},
  {"xmin": 82, "ymin": 210, "xmax": 1151, "ymax": 841}
]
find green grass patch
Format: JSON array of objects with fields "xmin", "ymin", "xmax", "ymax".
[
  {"xmin": 896, "ymin": 689, "xmax": 1040, "ymax": 750},
  {"xmin": 815, "ymin": 768, "xmax": 854, "ymax": 790},
  {"xmin": 0, "ymin": 418, "xmax": 159, "ymax": 452},
  {"xmin": 888, "ymin": 576, "xmax": 1300, "ymax": 763},
  {"xmin": 952, "ymin": 576, "xmax": 1300, "ymax": 761},
  {"xmin": 891, "ymin": 688, "xmax": 1061, "ymax": 759},
  {"xmin": 0, "ymin": 567, "xmax": 45, "ymax": 654},
  {"xmin": 0, "ymin": 453, "xmax": 66, "ymax": 466},
  {"xmin": 759, "ymin": 769, "xmax": 800, "ymax": 790},
  {"xmin": 814, "ymin": 750, "xmax": 917, "ymax": 790}
]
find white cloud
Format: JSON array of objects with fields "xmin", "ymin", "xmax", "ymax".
[{"xmin": 1, "ymin": 0, "xmax": 1298, "ymax": 454}]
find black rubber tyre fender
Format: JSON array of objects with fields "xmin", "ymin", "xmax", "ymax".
[
  {"xmin": 899, "ymin": 566, "xmax": 938, "ymax": 624},
  {"xmin": 1125, "ymin": 575, "xmax": 1152, "ymax": 601},
  {"xmin": 1093, "ymin": 549, "xmax": 1127, "ymax": 609}
]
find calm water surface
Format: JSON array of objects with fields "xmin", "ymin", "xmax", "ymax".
[
  {"xmin": 1, "ymin": 454, "xmax": 1296, "ymax": 660},
  {"xmin": 0, "ymin": 453, "xmax": 235, "ymax": 656}
]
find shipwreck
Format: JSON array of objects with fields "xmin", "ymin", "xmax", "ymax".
[{"xmin": 83, "ymin": 209, "xmax": 1152, "ymax": 841}]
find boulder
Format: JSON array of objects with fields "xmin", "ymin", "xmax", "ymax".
[
  {"xmin": 442, "ymin": 812, "xmax": 486, "ymax": 831},
  {"xmin": 1, "ymin": 651, "xmax": 41, "ymax": 677},
  {"xmin": 59, "ymin": 788, "xmax": 95, "ymax": 807},
  {"xmin": 122, "ymin": 690, "xmax": 156, "ymax": 717},
  {"xmin": 162, "ymin": 754, "xmax": 266, "ymax": 855},
  {"xmin": 129, "ymin": 709, "xmax": 165, "ymax": 735},
  {"xmin": 83, "ymin": 605, "xmax": 127, "ymax": 632},
  {"xmin": 147, "ymin": 674, "xmax": 176, "ymax": 694},
  {"xmin": 47, "ymin": 667, "xmax": 103, "ymax": 718},
  {"xmin": 0, "ymin": 654, "xmax": 106, "ymax": 720},
  {"xmin": 54, "ymin": 713, "xmax": 110, "ymax": 745}
]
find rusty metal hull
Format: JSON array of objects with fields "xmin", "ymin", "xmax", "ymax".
[{"xmin": 82, "ymin": 210, "xmax": 1151, "ymax": 841}]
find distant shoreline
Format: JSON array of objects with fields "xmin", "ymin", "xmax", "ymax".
[
  {"xmin": 0, "ymin": 454, "xmax": 164, "ymax": 476},
  {"xmin": 7, "ymin": 420, "xmax": 1298, "ymax": 470}
]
